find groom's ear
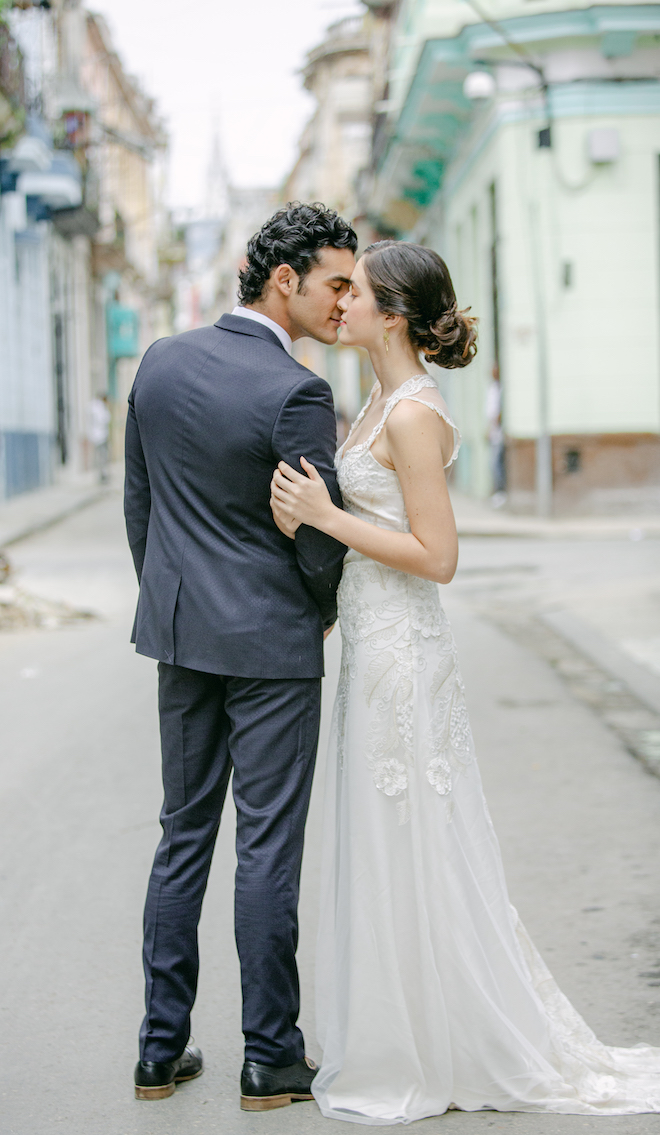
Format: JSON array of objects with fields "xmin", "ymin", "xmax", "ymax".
[{"xmin": 272, "ymin": 263, "xmax": 299, "ymax": 298}]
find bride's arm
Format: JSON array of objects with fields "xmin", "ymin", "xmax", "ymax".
[{"xmin": 270, "ymin": 400, "xmax": 458, "ymax": 585}]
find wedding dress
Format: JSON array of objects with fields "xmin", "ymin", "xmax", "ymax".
[{"xmin": 312, "ymin": 374, "xmax": 660, "ymax": 1125}]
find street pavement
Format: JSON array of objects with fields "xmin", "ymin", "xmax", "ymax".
[
  {"xmin": 1, "ymin": 490, "xmax": 660, "ymax": 1135},
  {"xmin": 0, "ymin": 470, "xmax": 108, "ymax": 550}
]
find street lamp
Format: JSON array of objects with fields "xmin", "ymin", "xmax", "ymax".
[{"xmin": 463, "ymin": 71, "xmax": 496, "ymax": 101}]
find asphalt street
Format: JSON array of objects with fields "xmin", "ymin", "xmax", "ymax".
[{"xmin": 1, "ymin": 490, "xmax": 659, "ymax": 1135}]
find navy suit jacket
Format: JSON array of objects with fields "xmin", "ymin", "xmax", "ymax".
[{"xmin": 124, "ymin": 314, "xmax": 347, "ymax": 678}]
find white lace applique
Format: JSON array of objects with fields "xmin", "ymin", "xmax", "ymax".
[
  {"xmin": 426, "ymin": 657, "xmax": 474, "ymax": 818},
  {"xmin": 334, "ymin": 376, "xmax": 471, "ymax": 821}
]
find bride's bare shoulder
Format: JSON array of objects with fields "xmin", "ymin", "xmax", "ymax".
[
  {"xmin": 385, "ymin": 397, "xmax": 455, "ymax": 465},
  {"xmin": 386, "ymin": 396, "xmax": 453, "ymax": 436}
]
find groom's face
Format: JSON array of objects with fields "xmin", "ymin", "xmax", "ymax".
[{"xmin": 287, "ymin": 247, "xmax": 356, "ymax": 344}]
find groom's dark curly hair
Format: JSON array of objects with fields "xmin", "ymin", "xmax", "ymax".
[{"xmin": 237, "ymin": 202, "xmax": 358, "ymax": 305}]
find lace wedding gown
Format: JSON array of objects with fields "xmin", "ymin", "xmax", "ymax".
[{"xmin": 312, "ymin": 375, "xmax": 660, "ymax": 1125}]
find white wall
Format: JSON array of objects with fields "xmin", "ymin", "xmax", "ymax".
[
  {"xmin": 0, "ymin": 201, "xmax": 54, "ymax": 436},
  {"xmin": 438, "ymin": 108, "xmax": 660, "ymax": 462},
  {"xmin": 0, "ymin": 197, "xmax": 56, "ymax": 497},
  {"xmin": 545, "ymin": 115, "xmax": 660, "ymax": 434}
]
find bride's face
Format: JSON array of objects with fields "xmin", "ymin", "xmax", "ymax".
[{"xmin": 337, "ymin": 258, "xmax": 385, "ymax": 350}]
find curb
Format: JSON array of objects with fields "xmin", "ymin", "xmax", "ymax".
[
  {"xmin": 0, "ymin": 486, "xmax": 111, "ymax": 550},
  {"xmin": 455, "ymin": 520, "xmax": 660, "ymax": 541},
  {"xmin": 541, "ymin": 609, "xmax": 660, "ymax": 716}
]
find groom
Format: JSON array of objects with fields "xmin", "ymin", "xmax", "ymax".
[{"xmin": 124, "ymin": 203, "xmax": 356, "ymax": 1107}]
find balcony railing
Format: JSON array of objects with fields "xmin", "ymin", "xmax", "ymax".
[
  {"xmin": 0, "ymin": 23, "xmax": 26, "ymax": 141},
  {"xmin": 304, "ymin": 14, "xmax": 369, "ymax": 79},
  {"xmin": 327, "ymin": 16, "xmax": 365, "ymax": 41},
  {"xmin": 0, "ymin": 24, "xmax": 25, "ymax": 108}
]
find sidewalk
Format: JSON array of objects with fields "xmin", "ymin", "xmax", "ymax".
[
  {"xmin": 451, "ymin": 489, "xmax": 660, "ymax": 540},
  {"xmin": 449, "ymin": 504, "xmax": 660, "ymax": 775},
  {"xmin": 3, "ymin": 479, "xmax": 657, "ymax": 550},
  {"xmin": 0, "ymin": 471, "xmax": 115, "ymax": 550}
]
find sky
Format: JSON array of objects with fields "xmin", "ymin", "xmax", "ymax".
[{"xmin": 91, "ymin": 0, "xmax": 365, "ymax": 210}]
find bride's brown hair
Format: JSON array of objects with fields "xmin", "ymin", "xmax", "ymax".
[{"xmin": 361, "ymin": 240, "xmax": 478, "ymax": 368}]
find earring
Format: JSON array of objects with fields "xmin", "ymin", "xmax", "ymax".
[{"xmin": 383, "ymin": 329, "xmax": 390, "ymax": 354}]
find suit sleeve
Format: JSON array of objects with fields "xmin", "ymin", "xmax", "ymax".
[
  {"xmin": 124, "ymin": 380, "xmax": 151, "ymax": 582},
  {"xmin": 272, "ymin": 374, "xmax": 347, "ymax": 629}
]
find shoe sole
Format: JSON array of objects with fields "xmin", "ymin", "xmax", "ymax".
[
  {"xmin": 240, "ymin": 1092, "xmax": 314, "ymax": 1111},
  {"xmin": 135, "ymin": 1068, "xmax": 203, "ymax": 1101}
]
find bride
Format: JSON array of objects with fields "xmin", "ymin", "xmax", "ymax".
[{"xmin": 270, "ymin": 240, "xmax": 660, "ymax": 1125}]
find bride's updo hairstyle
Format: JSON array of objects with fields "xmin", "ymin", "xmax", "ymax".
[{"xmin": 361, "ymin": 240, "xmax": 478, "ymax": 368}]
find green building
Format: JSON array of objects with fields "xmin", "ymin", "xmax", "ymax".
[{"xmin": 366, "ymin": 0, "xmax": 660, "ymax": 514}]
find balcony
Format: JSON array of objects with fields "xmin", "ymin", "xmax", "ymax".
[
  {"xmin": 304, "ymin": 15, "xmax": 369, "ymax": 81},
  {"xmin": 0, "ymin": 24, "xmax": 26, "ymax": 143},
  {"xmin": 18, "ymin": 153, "xmax": 83, "ymax": 209}
]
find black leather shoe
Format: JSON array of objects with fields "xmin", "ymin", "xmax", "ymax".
[
  {"xmin": 134, "ymin": 1041, "xmax": 203, "ymax": 1100},
  {"xmin": 240, "ymin": 1055, "xmax": 318, "ymax": 1111}
]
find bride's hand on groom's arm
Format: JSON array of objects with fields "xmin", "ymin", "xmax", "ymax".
[
  {"xmin": 270, "ymin": 490, "xmax": 301, "ymax": 539},
  {"xmin": 271, "ymin": 457, "xmax": 338, "ymax": 532}
]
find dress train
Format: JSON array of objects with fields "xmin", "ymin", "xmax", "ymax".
[{"xmin": 312, "ymin": 376, "xmax": 660, "ymax": 1124}]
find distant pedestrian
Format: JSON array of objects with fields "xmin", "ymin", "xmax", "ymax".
[{"xmin": 87, "ymin": 395, "xmax": 111, "ymax": 484}]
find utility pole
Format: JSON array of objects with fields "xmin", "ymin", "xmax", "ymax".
[
  {"xmin": 464, "ymin": 0, "xmax": 553, "ymax": 515},
  {"xmin": 528, "ymin": 200, "xmax": 552, "ymax": 517}
]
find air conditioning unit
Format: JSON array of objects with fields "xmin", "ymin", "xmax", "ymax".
[{"xmin": 587, "ymin": 128, "xmax": 620, "ymax": 164}]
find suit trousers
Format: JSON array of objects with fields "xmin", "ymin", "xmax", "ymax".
[{"xmin": 139, "ymin": 662, "xmax": 321, "ymax": 1066}]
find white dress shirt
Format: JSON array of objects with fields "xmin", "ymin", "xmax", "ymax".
[{"xmin": 231, "ymin": 305, "xmax": 292, "ymax": 355}]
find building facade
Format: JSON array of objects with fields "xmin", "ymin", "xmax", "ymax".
[
  {"xmin": 212, "ymin": 185, "xmax": 279, "ymax": 321},
  {"xmin": 367, "ymin": 0, "xmax": 660, "ymax": 514},
  {"xmin": 284, "ymin": 14, "xmax": 380, "ymax": 426},
  {"xmin": 0, "ymin": 0, "xmax": 168, "ymax": 499}
]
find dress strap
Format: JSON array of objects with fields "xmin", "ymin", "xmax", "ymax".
[
  {"xmin": 362, "ymin": 375, "xmax": 431, "ymax": 451},
  {"xmin": 402, "ymin": 396, "xmax": 462, "ymax": 469},
  {"xmin": 368, "ymin": 375, "xmax": 461, "ymax": 465},
  {"xmin": 339, "ymin": 375, "xmax": 461, "ymax": 468}
]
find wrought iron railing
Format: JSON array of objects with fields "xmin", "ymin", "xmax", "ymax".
[{"xmin": 0, "ymin": 24, "xmax": 25, "ymax": 110}]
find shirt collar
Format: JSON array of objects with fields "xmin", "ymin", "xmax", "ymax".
[{"xmin": 231, "ymin": 306, "xmax": 292, "ymax": 355}]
